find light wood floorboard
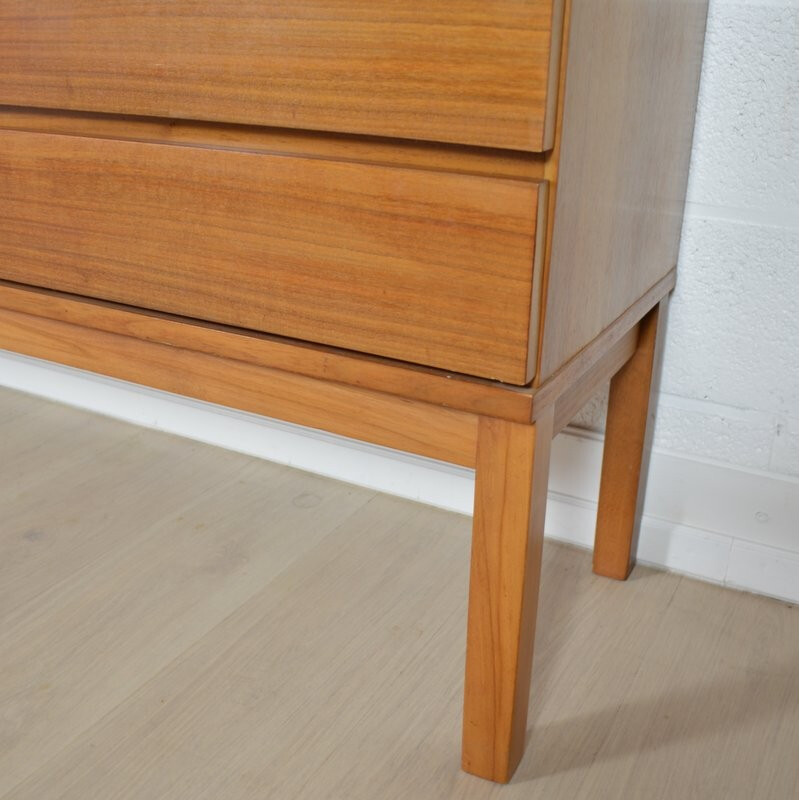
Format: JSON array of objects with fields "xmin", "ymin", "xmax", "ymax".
[{"xmin": 0, "ymin": 387, "xmax": 796, "ymax": 799}]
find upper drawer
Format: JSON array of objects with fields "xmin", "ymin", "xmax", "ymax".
[
  {"xmin": 0, "ymin": 129, "xmax": 545, "ymax": 384},
  {"xmin": 0, "ymin": 1, "xmax": 562, "ymax": 152}
]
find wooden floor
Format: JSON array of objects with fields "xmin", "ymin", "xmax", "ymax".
[{"xmin": 0, "ymin": 386, "xmax": 797, "ymax": 800}]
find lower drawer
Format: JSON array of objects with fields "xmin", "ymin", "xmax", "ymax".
[{"xmin": 0, "ymin": 130, "xmax": 545, "ymax": 383}]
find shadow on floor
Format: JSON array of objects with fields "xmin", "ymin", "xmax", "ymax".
[{"xmin": 517, "ymin": 661, "xmax": 797, "ymax": 783}]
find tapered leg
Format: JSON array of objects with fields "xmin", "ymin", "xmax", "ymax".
[
  {"xmin": 462, "ymin": 408, "xmax": 554, "ymax": 783},
  {"xmin": 594, "ymin": 299, "xmax": 668, "ymax": 580}
]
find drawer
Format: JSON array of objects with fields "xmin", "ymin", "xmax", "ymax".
[
  {"xmin": 0, "ymin": 130, "xmax": 546, "ymax": 384},
  {"xmin": 0, "ymin": 1, "xmax": 562, "ymax": 152}
]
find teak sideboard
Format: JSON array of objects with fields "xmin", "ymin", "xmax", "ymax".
[{"xmin": 0, "ymin": 0, "xmax": 708, "ymax": 783}]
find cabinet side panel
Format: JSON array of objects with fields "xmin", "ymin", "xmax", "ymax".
[{"xmin": 540, "ymin": 0, "xmax": 708, "ymax": 380}]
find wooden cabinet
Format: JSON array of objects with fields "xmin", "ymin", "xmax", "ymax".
[{"xmin": 0, "ymin": 0, "xmax": 708, "ymax": 784}]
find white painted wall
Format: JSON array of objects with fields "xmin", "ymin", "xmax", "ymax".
[{"xmin": 1, "ymin": 0, "xmax": 797, "ymax": 601}]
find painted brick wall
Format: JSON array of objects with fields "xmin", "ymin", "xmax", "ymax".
[{"xmin": 573, "ymin": 0, "xmax": 799, "ymax": 478}]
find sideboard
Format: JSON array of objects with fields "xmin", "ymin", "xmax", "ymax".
[{"xmin": 0, "ymin": 0, "xmax": 708, "ymax": 782}]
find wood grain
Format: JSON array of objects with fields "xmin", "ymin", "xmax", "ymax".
[
  {"xmin": 0, "ymin": 107, "xmax": 548, "ymax": 182},
  {"xmin": 0, "ymin": 277, "xmax": 673, "ymax": 427},
  {"xmin": 0, "ymin": 406, "xmax": 261, "ymax": 617},
  {"xmin": 533, "ymin": 0, "xmax": 573, "ymax": 386},
  {"xmin": 1, "ymin": 390, "xmax": 797, "ymax": 799},
  {"xmin": 530, "ymin": 272, "xmax": 675, "ymax": 422},
  {"xmin": 0, "ymin": 0, "xmax": 563, "ymax": 152},
  {"xmin": 0, "ymin": 395, "xmax": 378, "ymax": 795},
  {"xmin": 552, "ymin": 323, "xmax": 637, "ymax": 434},
  {"xmin": 0, "ymin": 308, "xmax": 479, "ymax": 467},
  {"xmin": 0, "ymin": 129, "xmax": 545, "ymax": 383},
  {"xmin": 462, "ymin": 409, "xmax": 554, "ymax": 782},
  {"xmin": 594, "ymin": 300, "xmax": 668, "ymax": 580},
  {"xmin": 0, "ymin": 281, "xmax": 537, "ymax": 422},
  {"xmin": 538, "ymin": 0, "xmax": 708, "ymax": 379},
  {"xmin": 0, "ymin": 0, "xmax": 721, "ymax": 788}
]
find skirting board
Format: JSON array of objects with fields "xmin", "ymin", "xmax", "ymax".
[{"xmin": 2, "ymin": 350, "xmax": 797, "ymax": 604}]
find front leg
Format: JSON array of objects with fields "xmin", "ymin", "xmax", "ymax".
[{"xmin": 462, "ymin": 408, "xmax": 554, "ymax": 783}]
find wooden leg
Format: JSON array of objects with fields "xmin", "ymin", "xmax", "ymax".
[
  {"xmin": 594, "ymin": 299, "xmax": 668, "ymax": 580},
  {"xmin": 462, "ymin": 408, "xmax": 554, "ymax": 783}
]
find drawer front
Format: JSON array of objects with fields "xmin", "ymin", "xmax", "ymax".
[
  {"xmin": 0, "ymin": 130, "xmax": 544, "ymax": 383},
  {"xmin": 0, "ymin": 1, "xmax": 560, "ymax": 152}
]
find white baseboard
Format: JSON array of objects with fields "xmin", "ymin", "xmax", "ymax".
[{"xmin": 2, "ymin": 350, "xmax": 797, "ymax": 604}]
